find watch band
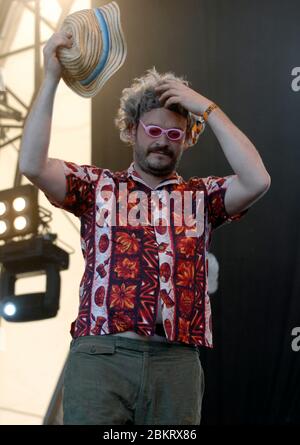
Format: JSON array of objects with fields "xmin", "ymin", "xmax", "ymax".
[{"xmin": 203, "ymin": 102, "xmax": 218, "ymax": 122}]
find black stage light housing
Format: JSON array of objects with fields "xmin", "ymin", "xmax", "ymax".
[
  {"xmin": 0, "ymin": 235, "xmax": 69, "ymax": 322},
  {"xmin": 0, "ymin": 184, "xmax": 39, "ymax": 241}
]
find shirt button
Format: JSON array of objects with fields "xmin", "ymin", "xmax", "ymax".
[{"xmin": 90, "ymin": 345, "xmax": 96, "ymax": 353}]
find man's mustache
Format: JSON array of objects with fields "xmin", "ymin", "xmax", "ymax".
[{"xmin": 148, "ymin": 146, "xmax": 173, "ymax": 157}]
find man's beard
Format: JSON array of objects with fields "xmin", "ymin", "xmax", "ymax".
[{"xmin": 134, "ymin": 145, "xmax": 183, "ymax": 177}]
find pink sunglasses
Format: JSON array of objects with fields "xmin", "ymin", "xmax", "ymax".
[{"xmin": 139, "ymin": 119, "xmax": 185, "ymax": 141}]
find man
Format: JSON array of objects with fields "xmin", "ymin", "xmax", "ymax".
[{"xmin": 19, "ymin": 31, "xmax": 271, "ymax": 425}]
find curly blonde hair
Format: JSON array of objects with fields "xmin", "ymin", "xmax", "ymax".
[{"xmin": 114, "ymin": 66, "xmax": 193, "ymax": 147}]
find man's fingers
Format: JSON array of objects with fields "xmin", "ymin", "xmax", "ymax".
[
  {"xmin": 155, "ymin": 83, "xmax": 169, "ymax": 91},
  {"xmin": 159, "ymin": 89, "xmax": 175, "ymax": 102},
  {"xmin": 43, "ymin": 32, "xmax": 73, "ymax": 55},
  {"xmin": 156, "ymin": 80, "xmax": 183, "ymax": 91}
]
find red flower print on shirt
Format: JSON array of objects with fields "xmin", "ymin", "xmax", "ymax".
[
  {"xmin": 174, "ymin": 183, "xmax": 187, "ymax": 192},
  {"xmin": 178, "ymin": 317, "xmax": 191, "ymax": 342},
  {"xmin": 114, "ymin": 257, "xmax": 139, "ymax": 279},
  {"xmin": 173, "ymin": 212, "xmax": 185, "ymax": 235},
  {"xmin": 176, "ymin": 261, "xmax": 195, "ymax": 288},
  {"xmin": 127, "ymin": 179, "xmax": 135, "ymax": 191},
  {"xmin": 179, "ymin": 289, "xmax": 194, "ymax": 317},
  {"xmin": 110, "ymin": 283, "xmax": 137, "ymax": 310},
  {"xmin": 174, "ymin": 226, "xmax": 185, "ymax": 235},
  {"xmin": 111, "ymin": 311, "xmax": 134, "ymax": 333},
  {"xmin": 177, "ymin": 237, "xmax": 197, "ymax": 258},
  {"xmin": 115, "ymin": 232, "xmax": 140, "ymax": 254},
  {"xmin": 173, "ymin": 212, "xmax": 197, "ymax": 235}
]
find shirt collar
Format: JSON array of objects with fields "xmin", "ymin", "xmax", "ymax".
[{"xmin": 127, "ymin": 162, "xmax": 183, "ymax": 189}]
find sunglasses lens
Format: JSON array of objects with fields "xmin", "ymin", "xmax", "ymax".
[
  {"xmin": 168, "ymin": 130, "xmax": 181, "ymax": 140},
  {"xmin": 145, "ymin": 124, "xmax": 182, "ymax": 140},
  {"xmin": 148, "ymin": 127, "xmax": 162, "ymax": 137}
]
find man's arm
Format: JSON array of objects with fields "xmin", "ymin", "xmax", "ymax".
[
  {"xmin": 19, "ymin": 31, "xmax": 73, "ymax": 204},
  {"xmin": 155, "ymin": 81, "xmax": 271, "ymax": 216},
  {"xmin": 203, "ymin": 106, "xmax": 271, "ymax": 216}
]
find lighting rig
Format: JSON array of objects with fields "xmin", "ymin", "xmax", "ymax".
[{"xmin": 0, "ymin": 184, "xmax": 69, "ymax": 322}]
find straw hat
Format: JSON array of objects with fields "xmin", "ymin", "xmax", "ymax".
[{"xmin": 57, "ymin": 1, "xmax": 127, "ymax": 97}]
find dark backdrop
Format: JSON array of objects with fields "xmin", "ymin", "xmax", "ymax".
[{"xmin": 92, "ymin": 0, "xmax": 300, "ymax": 425}]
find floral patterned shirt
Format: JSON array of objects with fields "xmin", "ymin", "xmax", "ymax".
[{"xmin": 45, "ymin": 160, "xmax": 249, "ymax": 347}]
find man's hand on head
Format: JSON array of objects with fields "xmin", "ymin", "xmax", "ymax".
[{"xmin": 155, "ymin": 79, "xmax": 211, "ymax": 116}]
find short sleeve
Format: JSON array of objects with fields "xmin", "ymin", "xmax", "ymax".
[
  {"xmin": 202, "ymin": 175, "xmax": 250, "ymax": 230},
  {"xmin": 44, "ymin": 160, "xmax": 102, "ymax": 217}
]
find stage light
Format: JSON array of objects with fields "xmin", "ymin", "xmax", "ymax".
[
  {"xmin": 0, "ymin": 184, "xmax": 38, "ymax": 241},
  {"xmin": 3, "ymin": 302, "xmax": 16, "ymax": 318},
  {"xmin": 0, "ymin": 235, "xmax": 69, "ymax": 322},
  {"xmin": 0, "ymin": 202, "xmax": 7, "ymax": 216},
  {"xmin": 13, "ymin": 197, "xmax": 27, "ymax": 212},
  {"xmin": 0, "ymin": 221, "xmax": 8, "ymax": 235},
  {"xmin": 0, "ymin": 184, "xmax": 70, "ymax": 322},
  {"xmin": 14, "ymin": 216, "xmax": 28, "ymax": 231}
]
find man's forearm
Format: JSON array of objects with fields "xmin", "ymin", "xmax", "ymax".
[
  {"xmin": 19, "ymin": 76, "xmax": 59, "ymax": 177},
  {"xmin": 206, "ymin": 106, "xmax": 271, "ymax": 190}
]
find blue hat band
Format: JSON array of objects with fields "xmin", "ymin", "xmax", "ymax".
[{"xmin": 79, "ymin": 8, "xmax": 110, "ymax": 86}]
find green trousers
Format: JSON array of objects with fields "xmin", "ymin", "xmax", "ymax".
[{"xmin": 63, "ymin": 334, "xmax": 205, "ymax": 425}]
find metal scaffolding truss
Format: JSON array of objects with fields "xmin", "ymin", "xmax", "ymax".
[
  {"xmin": 0, "ymin": 0, "xmax": 74, "ymax": 187},
  {"xmin": 0, "ymin": 0, "xmax": 75, "ymax": 425}
]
